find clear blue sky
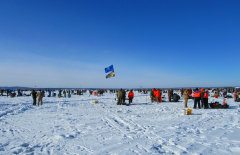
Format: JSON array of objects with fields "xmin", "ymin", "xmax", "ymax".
[{"xmin": 0, "ymin": 0, "xmax": 239, "ymax": 88}]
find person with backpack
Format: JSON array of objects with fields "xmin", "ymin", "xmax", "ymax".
[
  {"xmin": 192, "ymin": 88, "xmax": 201, "ymax": 109},
  {"xmin": 128, "ymin": 90, "xmax": 134, "ymax": 105}
]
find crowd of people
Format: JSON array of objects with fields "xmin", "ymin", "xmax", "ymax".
[
  {"xmin": 149, "ymin": 87, "xmax": 239, "ymax": 109},
  {"xmin": 0, "ymin": 87, "xmax": 239, "ymax": 108}
]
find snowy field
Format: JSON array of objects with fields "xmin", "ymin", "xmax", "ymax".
[{"xmin": 0, "ymin": 92, "xmax": 240, "ymax": 155}]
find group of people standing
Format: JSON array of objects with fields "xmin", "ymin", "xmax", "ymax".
[
  {"xmin": 150, "ymin": 89, "xmax": 162, "ymax": 103},
  {"xmin": 31, "ymin": 90, "xmax": 45, "ymax": 106},
  {"xmin": 58, "ymin": 90, "xmax": 71, "ymax": 98},
  {"xmin": 184, "ymin": 88, "xmax": 209, "ymax": 109},
  {"xmin": 149, "ymin": 88, "xmax": 216, "ymax": 109},
  {"xmin": 116, "ymin": 89, "xmax": 134, "ymax": 106}
]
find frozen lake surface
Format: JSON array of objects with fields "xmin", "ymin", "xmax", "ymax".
[{"xmin": 0, "ymin": 92, "xmax": 240, "ymax": 154}]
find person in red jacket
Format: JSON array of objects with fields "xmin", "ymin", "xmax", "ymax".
[
  {"xmin": 155, "ymin": 89, "xmax": 162, "ymax": 103},
  {"xmin": 128, "ymin": 90, "xmax": 134, "ymax": 105},
  {"xmin": 150, "ymin": 89, "xmax": 156, "ymax": 102}
]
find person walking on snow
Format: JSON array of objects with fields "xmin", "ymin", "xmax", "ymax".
[{"xmin": 128, "ymin": 90, "xmax": 134, "ymax": 105}]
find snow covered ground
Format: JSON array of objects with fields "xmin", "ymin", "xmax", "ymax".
[{"xmin": 0, "ymin": 92, "xmax": 240, "ymax": 155}]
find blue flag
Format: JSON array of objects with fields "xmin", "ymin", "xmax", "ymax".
[{"xmin": 105, "ymin": 65, "xmax": 114, "ymax": 73}]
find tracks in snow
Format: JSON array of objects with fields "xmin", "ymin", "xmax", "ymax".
[{"xmin": 100, "ymin": 110, "xmax": 189, "ymax": 154}]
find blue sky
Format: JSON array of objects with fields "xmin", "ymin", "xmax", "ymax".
[{"xmin": 0, "ymin": 0, "xmax": 240, "ymax": 88}]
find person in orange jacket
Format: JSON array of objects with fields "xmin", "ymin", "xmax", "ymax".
[
  {"xmin": 192, "ymin": 88, "xmax": 201, "ymax": 109},
  {"xmin": 128, "ymin": 90, "xmax": 134, "ymax": 105}
]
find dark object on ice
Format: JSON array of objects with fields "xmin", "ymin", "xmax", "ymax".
[
  {"xmin": 10, "ymin": 92, "xmax": 16, "ymax": 98},
  {"xmin": 210, "ymin": 102, "xmax": 221, "ymax": 108},
  {"xmin": 17, "ymin": 89, "xmax": 23, "ymax": 97},
  {"xmin": 202, "ymin": 98, "xmax": 209, "ymax": 109},
  {"xmin": 209, "ymin": 102, "xmax": 229, "ymax": 109},
  {"xmin": 0, "ymin": 89, "xmax": 3, "ymax": 96},
  {"xmin": 236, "ymin": 98, "xmax": 240, "ymax": 102},
  {"xmin": 222, "ymin": 104, "xmax": 229, "ymax": 108},
  {"xmin": 53, "ymin": 93, "xmax": 56, "ymax": 97},
  {"xmin": 226, "ymin": 95, "xmax": 232, "ymax": 99},
  {"xmin": 172, "ymin": 93, "xmax": 180, "ymax": 102}
]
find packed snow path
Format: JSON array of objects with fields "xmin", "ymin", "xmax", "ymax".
[{"xmin": 0, "ymin": 93, "xmax": 240, "ymax": 155}]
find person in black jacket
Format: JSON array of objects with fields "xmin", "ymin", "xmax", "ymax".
[
  {"xmin": 122, "ymin": 89, "xmax": 126, "ymax": 105},
  {"xmin": 31, "ymin": 90, "xmax": 37, "ymax": 106}
]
